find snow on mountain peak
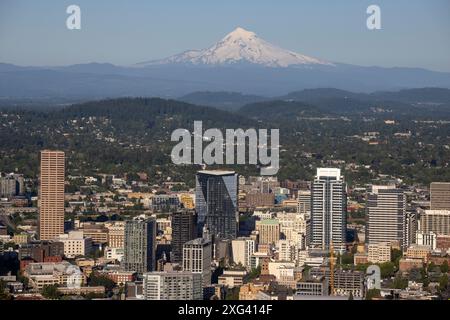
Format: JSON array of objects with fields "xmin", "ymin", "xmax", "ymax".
[
  {"xmin": 223, "ymin": 27, "xmax": 257, "ymax": 41},
  {"xmin": 139, "ymin": 27, "xmax": 334, "ymax": 68}
]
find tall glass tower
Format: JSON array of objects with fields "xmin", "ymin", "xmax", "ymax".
[
  {"xmin": 195, "ymin": 170, "xmax": 238, "ymax": 240},
  {"xmin": 123, "ymin": 216, "xmax": 156, "ymax": 274}
]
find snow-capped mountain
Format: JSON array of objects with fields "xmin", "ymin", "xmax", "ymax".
[
  {"xmin": 2, "ymin": 27, "xmax": 450, "ymax": 99},
  {"xmin": 138, "ymin": 27, "xmax": 333, "ymax": 68}
]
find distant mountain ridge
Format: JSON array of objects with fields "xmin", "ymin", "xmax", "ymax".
[
  {"xmin": 2, "ymin": 28, "xmax": 450, "ymax": 99},
  {"xmin": 178, "ymin": 88, "xmax": 450, "ymax": 110}
]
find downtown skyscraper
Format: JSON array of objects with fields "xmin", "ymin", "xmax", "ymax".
[
  {"xmin": 366, "ymin": 185, "xmax": 406, "ymax": 248},
  {"xmin": 39, "ymin": 150, "xmax": 65, "ymax": 241},
  {"xmin": 123, "ymin": 216, "xmax": 157, "ymax": 273},
  {"xmin": 171, "ymin": 211, "xmax": 197, "ymax": 264},
  {"xmin": 310, "ymin": 168, "xmax": 347, "ymax": 252},
  {"xmin": 430, "ymin": 182, "xmax": 450, "ymax": 210},
  {"xmin": 182, "ymin": 238, "xmax": 212, "ymax": 287},
  {"xmin": 195, "ymin": 170, "xmax": 238, "ymax": 240}
]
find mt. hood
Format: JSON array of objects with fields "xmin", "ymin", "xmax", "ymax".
[{"xmin": 138, "ymin": 27, "xmax": 333, "ymax": 68}]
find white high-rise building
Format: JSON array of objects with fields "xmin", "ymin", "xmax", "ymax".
[
  {"xmin": 231, "ymin": 237, "xmax": 255, "ymax": 269},
  {"xmin": 416, "ymin": 231, "xmax": 437, "ymax": 250},
  {"xmin": 183, "ymin": 238, "xmax": 212, "ymax": 287},
  {"xmin": 366, "ymin": 185, "xmax": 406, "ymax": 248},
  {"xmin": 143, "ymin": 272, "xmax": 202, "ymax": 300},
  {"xmin": 310, "ymin": 168, "xmax": 347, "ymax": 252},
  {"xmin": 419, "ymin": 210, "xmax": 450, "ymax": 236}
]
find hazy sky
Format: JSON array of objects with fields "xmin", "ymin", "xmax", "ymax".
[{"xmin": 1, "ymin": 0, "xmax": 449, "ymax": 71}]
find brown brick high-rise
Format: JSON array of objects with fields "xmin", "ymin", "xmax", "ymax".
[{"xmin": 39, "ymin": 150, "xmax": 65, "ymax": 240}]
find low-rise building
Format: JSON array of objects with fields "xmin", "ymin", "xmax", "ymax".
[
  {"xmin": 309, "ymin": 268, "xmax": 365, "ymax": 298},
  {"xmin": 218, "ymin": 270, "xmax": 247, "ymax": 288},
  {"xmin": 368, "ymin": 242, "xmax": 391, "ymax": 264},
  {"xmin": 296, "ymin": 276, "xmax": 329, "ymax": 296},
  {"xmin": 103, "ymin": 270, "xmax": 136, "ymax": 285},
  {"xmin": 406, "ymin": 245, "xmax": 431, "ymax": 263},
  {"xmin": 24, "ymin": 261, "xmax": 85, "ymax": 290},
  {"xmin": 104, "ymin": 246, "xmax": 124, "ymax": 262},
  {"xmin": 12, "ymin": 233, "xmax": 30, "ymax": 245},
  {"xmin": 354, "ymin": 253, "xmax": 368, "ymax": 265},
  {"xmin": 56, "ymin": 231, "xmax": 92, "ymax": 258},
  {"xmin": 239, "ymin": 282, "xmax": 269, "ymax": 300},
  {"xmin": 399, "ymin": 258, "xmax": 423, "ymax": 273}
]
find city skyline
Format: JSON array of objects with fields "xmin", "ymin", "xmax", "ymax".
[
  {"xmin": 2, "ymin": 148, "xmax": 450, "ymax": 302},
  {"xmin": 1, "ymin": 0, "xmax": 450, "ymax": 307}
]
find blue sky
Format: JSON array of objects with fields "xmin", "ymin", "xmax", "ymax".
[{"xmin": 1, "ymin": 0, "xmax": 449, "ymax": 71}]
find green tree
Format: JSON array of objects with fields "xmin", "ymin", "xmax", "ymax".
[
  {"xmin": 340, "ymin": 252, "xmax": 354, "ymax": 265},
  {"xmin": 392, "ymin": 275, "xmax": 408, "ymax": 289},
  {"xmin": 391, "ymin": 249, "xmax": 402, "ymax": 267},
  {"xmin": 88, "ymin": 273, "xmax": 116, "ymax": 292},
  {"xmin": 225, "ymin": 287, "xmax": 240, "ymax": 300},
  {"xmin": 439, "ymin": 274, "xmax": 448, "ymax": 291},
  {"xmin": 440, "ymin": 261, "xmax": 449, "ymax": 274},
  {"xmin": 245, "ymin": 266, "xmax": 261, "ymax": 282},
  {"xmin": 379, "ymin": 262, "xmax": 396, "ymax": 278},
  {"xmin": 0, "ymin": 280, "xmax": 11, "ymax": 300},
  {"xmin": 42, "ymin": 284, "xmax": 61, "ymax": 300}
]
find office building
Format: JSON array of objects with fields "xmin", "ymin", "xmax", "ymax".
[
  {"xmin": 416, "ymin": 231, "xmax": 437, "ymax": 250},
  {"xmin": 430, "ymin": 182, "xmax": 450, "ymax": 210},
  {"xmin": 231, "ymin": 237, "xmax": 255, "ymax": 268},
  {"xmin": 297, "ymin": 190, "xmax": 311, "ymax": 216},
  {"xmin": 143, "ymin": 271, "xmax": 202, "ymax": 300},
  {"xmin": 405, "ymin": 245, "xmax": 431, "ymax": 263},
  {"xmin": 310, "ymin": 268, "xmax": 364, "ymax": 298},
  {"xmin": 183, "ymin": 238, "xmax": 212, "ymax": 287},
  {"xmin": 18, "ymin": 241, "xmax": 65, "ymax": 262},
  {"xmin": 367, "ymin": 242, "xmax": 391, "ymax": 264},
  {"xmin": 78, "ymin": 222, "xmax": 109, "ymax": 245},
  {"xmin": 405, "ymin": 211, "xmax": 418, "ymax": 247},
  {"xmin": 195, "ymin": 170, "xmax": 238, "ymax": 239},
  {"xmin": 151, "ymin": 194, "xmax": 180, "ymax": 212},
  {"xmin": 277, "ymin": 239, "xmax": 296, "ymax": 262},
  {"xmin": 245, "ymin": 193, "xmax": 275, "ymax": 208},
  {"xmin": 419, "ymin": 210, "xmax": 450, "ymax": 236},
  {"xmin": 366, "ymin": 185, "xmax": 406, "ymax": 248},
  {"xmin": 24, "ymin": 261, "xmax": 84, "ymax": 290},
  {"xmin": 105, "ymin": 221, "xmax": 125, "ymax": 249},
  {"xmin": 255, "ymin": 219, "xmax": 280, "ymax": 245},
  {"xmin": 218, "ymin": 270, "xmax": 247, "ymax": 288},
  {"xmin": 296, "ymin": 276, "xmax": 329, "ymax": 296},
  {"xmin": 171, "ymin": 211, "xmax": 196, "ymax": 264},
  {"xmin": 39, "ymin": 150, "xmax": 65, "ymax": 241},
  {"xmin": 56, "ymin": 231, "xmax": 93, "ymax": 258},
  {"xmin": 310, "ymin": 168, "xmax": 347, "ymax": 252},
  {"xmin": 277, "ymin": 212, "xmax": 307, "ymax": 246},
  {"xmin": 0, "ymin": 173, "xmax": 24, "ymax": 198},
  {"xmin": 123, "ymin": 216, "xmax": 156, "ymax": 273}
]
